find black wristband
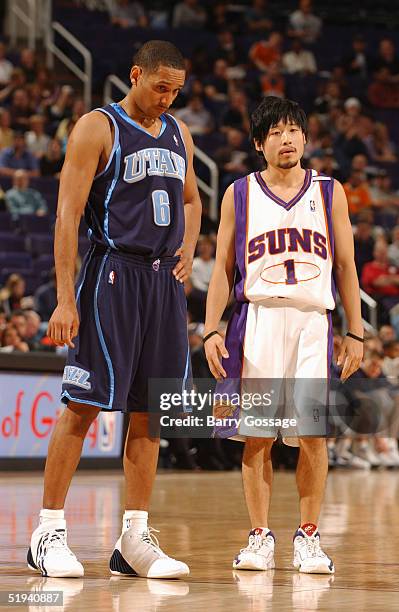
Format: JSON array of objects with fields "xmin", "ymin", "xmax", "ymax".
[
  {"xmin": 346, "ymin": 331, "xmax": 364, "ymax": 343},
  {"xmin": 203, "ymin": 330, "xmax": 220, "ymax": 344}
]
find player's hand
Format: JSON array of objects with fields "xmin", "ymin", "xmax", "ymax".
[
  {"xmin": 173, "ymin": 247, "xmax": 193, "ymax": 283},
  {"xmin": 204, "ymin": 334, "xmax": 229, "ymax": 380},
  {"xmin": 337, "ymin": 336, "xmax": 363, "ymax": 381},
  {"xmin": 47, "ymin": 302, "xmax": 80, "ymax": 348}
]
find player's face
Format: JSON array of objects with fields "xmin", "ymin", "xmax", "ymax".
[
  {"xmin": 256, "ymin": 120, "xmax": 306, "ymax": 170},
  {"xmin": 131, "ymin": 65, "xmax": 185, "ymax": 119}
]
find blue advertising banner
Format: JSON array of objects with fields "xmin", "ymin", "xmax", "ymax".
[{"xmin": 0, "ymin": 372, "xmax": 123, "ymax": 458}]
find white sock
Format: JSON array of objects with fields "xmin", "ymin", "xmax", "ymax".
[
  {"xmin": 39, "ymin": 509, "xmax": 65, "ymax": 525},
  {"xmin": 122, "ymin": 510, "xmax": 148, "ymax": 535}
]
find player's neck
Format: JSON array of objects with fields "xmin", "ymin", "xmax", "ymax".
[
  {"xmin": 118, "ymin": 95, "xmax": 159, "ymax": 129},
  {"xmin": 262, "ymin": 164, "xmax": 305, "ymax": 187}
]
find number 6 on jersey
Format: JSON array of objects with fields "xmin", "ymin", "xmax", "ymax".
[{"xmin": 152, "ymin": 190, "xmax": 171, "ymax": 226}]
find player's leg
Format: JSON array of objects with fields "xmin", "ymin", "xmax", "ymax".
[
  {"xmin": 29, "ymin": 402, "xmax": 100, "ymax": 578},
  {"xmin": 110, "ymin": 259, "xmax": 190, "ymax": 579},
  {"xmin": 123, "ymin": 412, "xmax": 160, "ymax": 511},
  {"xmin": 296, "ymin": 437, "xmax": 328, "ymax": 526},
  {"xmin": 242, "ymin": 437, "xmax": 274, "ymax": 528},
  {"xmin": 233, "ymin": 436, "xmax": 276, "ymax": 571},
  {"xmin": 43, "ymin": 402, "xmax": 101, "ymax": 509},
  {"xmin": 291, "ymin": 306, "xmax": 334, "ymax": 574}
]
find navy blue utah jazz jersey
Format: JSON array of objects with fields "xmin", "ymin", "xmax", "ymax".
[{"xmin": 86, "ymin": 103, "xmax": 187, "ymax": 257}]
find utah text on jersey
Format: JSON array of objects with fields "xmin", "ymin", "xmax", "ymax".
[{"xmin": 123, "ymin": 147, "xmax": 186, "ymax": 184}]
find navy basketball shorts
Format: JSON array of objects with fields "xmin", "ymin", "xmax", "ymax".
[{"xmin": 61, "ymin": 245, "xmax": 191, "ymax": 413}]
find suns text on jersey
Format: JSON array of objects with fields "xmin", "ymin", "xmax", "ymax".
[{"xmin": 248, "ymin": 227, "xmax": 328, "ymax": 264}]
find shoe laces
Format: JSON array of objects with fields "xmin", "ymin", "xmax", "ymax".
[
  {"xmin": 241, "ymin": 532, "xmax": 270, "ymax": 554},
  {"xmin": 300, "ymin": 534, "xmax": 325, "ymax": 559},
  {"xmin": 45, "ymin": 529, "xmax": 75, "ymax": 557},
  {"xmin": 141, "ymin": 526, "xmax": 167, "ymax": 558}
]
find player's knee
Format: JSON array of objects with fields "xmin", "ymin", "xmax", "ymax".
[
  {"xmin": 64, "ymin": 402, "xmax": 100, "ymax": 434},
  {"xmin": 245, "ymin": 437, "xmax": 274, "ymax": 453},
  {"xmin": 298, "ymin": 437, "xmax": 327, "ymax": 451}
]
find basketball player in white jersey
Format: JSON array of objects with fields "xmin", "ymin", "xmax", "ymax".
[{"xmin": 204, "ymin": 97, "xmax": 363, "ymax": 573}]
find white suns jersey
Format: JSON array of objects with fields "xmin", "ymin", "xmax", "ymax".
[{"xmin": 233, "ymin": 169, "xmax": 335, "ymax": 310}]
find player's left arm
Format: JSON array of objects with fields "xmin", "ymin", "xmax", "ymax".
[
  {"xmin": 332, "ymin": 179, "xmax": 364, "ymax": 380},
  {"xmin": 173, "ymin": 119, "xmax": 202, "ymax": 282}
]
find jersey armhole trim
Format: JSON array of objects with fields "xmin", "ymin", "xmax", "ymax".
[
  {"xmin": 166, "ymin": 114, "xmax": 188, "ymax": 169},
  {"xmin": 93, "ymin": 108, "xmax": 120, "ymax": 181}
]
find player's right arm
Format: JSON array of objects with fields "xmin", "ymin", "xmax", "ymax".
[
  {"xmin": 204, "ymin": 184, "xmax": 236, "ymax": 379},
  {"xmin": 48, "ymin": 112, "xmax": 110, "ymax": 347}
]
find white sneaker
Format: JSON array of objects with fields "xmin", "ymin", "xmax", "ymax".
[
  {"xmin": 352, "ymin": 441, "xmax": 382, "ymax": 468},
  {"xmin": 233, "ymin": 528, "xmax": 275, "ymax": 571},
  {"xmin": 335, "ymin": 450, "xmax": 370, "ymax": 470},
  {"xmin": 293, "ymin": 525, "xmax": 334, "ymax": 574},
  {"xmin": 385, "ymin": 439, "xmax": 399, "ymax": 467},
  {"xmin": 28, "ymin": 520, "xmax": 84, "ymax": 578},
  {"xmin": 110, "ymin": 526, "xmax": 189, "ymax": 579}
]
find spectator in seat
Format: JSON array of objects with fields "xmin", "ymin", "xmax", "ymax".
[
  {"xmin": 174, "ymin": 96, "xmax": 213, "ymax": 135},
  {"xmin": 55, "ymin": 97, "xmax": 86, "ymax": 143},
  {"xmin": 361, "ymin": 240, "xmax": 399, "ymax": 316},
  {"xmin": 5, "ymin": 169, "xmax": 47, "ymax": 219},
  {"xmin": 260, "ymin": 62, "xmax": 285, "ymax": 97},
  {"xmin": 368, "ymin": 67, "xmax": 399, "ymax": 109},
  {"xmin": 19, "ymin": 48, "xmax": 37, "ymax": 84},
  {"xmin": 371, "ymin": 38, "xmax": 399, "ymax": 79},
  {"xmin": 172, "ymin": 0, "xmax": 207, "ymax": 29},
  {"xmin": 249, "ymin": 32, "xmax": 282, "ymax": 73},
  {"xmin": 0, "ymin": 323, "xmax": 29, "ymax": 352},
  {"xmin": 9, "ymin": 87, "xmax": 32, "ymax": 131},
  {"xmin": 204, "ymin": 59, "xmax": 229, "ymax": 101},
  {"xmin": 354, "ymin": 220, "xmax": 375, "ymax": 278},
  {"xmin": 388, "ymin": 226, "xmax": 399, "ymax": 268},
  {"xmin": 341, "ymin": 34, "xmax": 370, "ymax": 78},
  {"xmin": 0, "ymin": 107, "xmax": 14, "ymax": 150},
  {"xmin": 287, "ymin": 0, "xmax": 322, "ymax": 45},
  {"xmin": 379, "ymin": 324, "xmax": 397, "ymax": 344},
  {"xmin": 0, "ymin": 131, "xmax": 39, "ymax": 177},
  {"xmin": 245, "ymin": 0, "xmax": 273, "ymax": 34},
  {"xmin": 9, "ymin": 310, "xmax": 28, "ymax": 342},
  {"xmin": 40, "ymin": 138, "xmax": 64, "ymax": 178},
  {"xmin": 220, "ymin": 90, "xmax": 250, "ymax": 133},
  {"xmin": 0, "ymin": 41, "xmax": 13, "ymax": 86},
  {"xmin": 26, "ymin": 114, "xmax": 50, "ymax": 159},
  {"xmin": 0, "ymin": 68, "xmax": 26, "ymax": 106},
  {"xmin": 366, "ymin": 122, "xmax": 397, "ymax": 163},
  {"xmin": 282, "ymin": 38, "xmax": 317, "ymax": 75},
  {"xmin": 109, "ymin": 0, "xmax": 148, "ymax": 28},
  {"xmin": 343, "ymin": 170, "xmax": 371, "ymax": 216},
  {"xmin": 24, "ymin": 309, "xmax": 48, "ymax": 351},
  {"xmin": 0, "ymin": 273, "xmax": 27, "ymax": 315}
]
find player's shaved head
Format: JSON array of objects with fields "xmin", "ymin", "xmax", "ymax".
[
  {"xmin": 133, "ymin": 40, "xmax": 185, "ymax": 74},
  {"xmin": 251, "ymin": 96, "xmax": 307, "ymax": 150}
]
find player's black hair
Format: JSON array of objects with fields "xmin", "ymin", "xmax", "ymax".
[
  {"xmin": 133, "ymin": 40, "xmax": 185, "ymax": 73},
  {"xmin": 250, "ymin": 96, "xmax": 307, "ymax": 154}
]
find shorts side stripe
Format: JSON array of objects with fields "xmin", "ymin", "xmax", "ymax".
[
  {"xmin": 61, "ymin": 390, "xmax": 111, "ymax": 411},
  {"xmin": 94, "ymin": 249, "xmax": 115, "ymax": 409},
  {"xmin": 76, "ymin": 245, "xmax": 95, "ymax": 303}
]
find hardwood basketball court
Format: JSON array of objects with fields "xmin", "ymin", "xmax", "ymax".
[{"xmin": 1, "ymin": 470, "xmax": 398, "ymax": 611}]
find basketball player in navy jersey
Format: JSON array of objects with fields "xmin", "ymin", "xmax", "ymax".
[
  {"xmin": 28, "ymin": 41, "xmax": 201, "ymax": 579},
  {"xmin": 204, "ymin": 97, "xmax": 363, "ymax": 574}
]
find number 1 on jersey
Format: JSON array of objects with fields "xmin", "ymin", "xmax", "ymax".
[
  {"xmin": 152, "ymin": 190, "xmax": 171, "ymax": 226},
  {"xmin": 284, "ymin": 259, "xmax": 298, "ymax": 285}
]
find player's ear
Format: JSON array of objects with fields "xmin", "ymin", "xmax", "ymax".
[
  {"xmin": 130, "ymin": 65, "xmax": 142, "ymax": 86},
  {"xmin": 254, "ymin": 139, "xmax": 262, "ymax": 153}
]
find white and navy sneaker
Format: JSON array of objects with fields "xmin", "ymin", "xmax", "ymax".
[
  {"xmin": 293, "ymin": 524, "xmax": 334, "ymax": 574},
  {"xmin": 28, "ymin": 520, "xmax": 84, "ymax": 578},
  {"xmin": 110, "ymin": 527, "xmax": 189, "ymax": 579},
  {"xmin": 233, "ymin": 528, "xmax": 275, "ymax": 571}
]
